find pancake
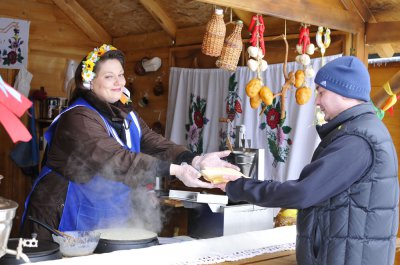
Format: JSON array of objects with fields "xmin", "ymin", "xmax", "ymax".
[
  {"xmin": 201, "ymin": 167, "xmax": 246, "ymax": 184},
  {"xmin": 96, "ymin": 228, "xmax": 157, "ymax": 241}
]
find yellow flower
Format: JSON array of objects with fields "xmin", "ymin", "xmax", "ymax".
[{"xmin": 85, "ymin": 60, "xmax": 95, "ymax": 71}]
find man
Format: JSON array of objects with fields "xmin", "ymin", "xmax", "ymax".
[{"xmin": 218, "ymin": 56, "xmax": 399, "ymax": 265}]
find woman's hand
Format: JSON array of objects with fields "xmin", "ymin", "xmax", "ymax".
[
  {"xmin": 192, "ymin": 150, "xmax": 240, "ymax": 171},
  {"xmin": 170, "ymin": 163, "xmax": 214, "ymax": 189}
]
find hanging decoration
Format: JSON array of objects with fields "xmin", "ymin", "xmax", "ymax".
[
  {"xmin": 218, "ymin": 73, "xmax": 241, "ymax": 150},
  {"xmin": 216, "ymin": 19, "xmax": 244, "ymax": 71},
  {"xmin": 0, "ymin": 75, "xmax": 32, "ymax": 143},
  {"xmin": 201, "ymin": 8, "xmax": 226, "ymax": 57},
  {"xmin": 185, "ymin": 94, "xmax": 209, "ymax": 154},
  {"xmin": 247, "ymin": 14, "xmax": 268, "ymax": 74},
  {"xmin": 315, "ymin": 26, "xmax": 331, "ymax": 66},
  {"xmin": 225, "ymin": 73, "xmax": 242, "ymax": 121},
  {"xmin": 245, "ymin": 22, "xmax": 312, "ymax": 122},
  {"xmin": 380, "ymin": 81, "xmax": 399, "ymax": 116},
  {"xmin": 0, "ymin": 18, "xmax": 30, "ymax": 69},
  {"xmin": 295, "ymin": 24, "xmax": 315, "ymax": 80}
]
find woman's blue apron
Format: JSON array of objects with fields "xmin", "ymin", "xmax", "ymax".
[{"xmin": 22, "ymin": 98, "xmax": 142, "ymax": 231}]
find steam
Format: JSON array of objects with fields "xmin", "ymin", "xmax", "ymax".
[
  {"xmin": 63, "ymin": 144, "xmax": 167, "ymax": 234},
  {"xmin": 129, "ymin": 188, "xmax": 163, "ymax": 233}
]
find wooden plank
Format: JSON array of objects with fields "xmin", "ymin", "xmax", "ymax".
[
  {"xmin": 233, "ymin": 9, "xmax": 253, "ymax": 27},
  {"xmin": 195, "ymin": 0, "xmax": 364, "ymax": 33},
  {"xmin": 219, "ymin": 250, "xmax": 296, "ymax": 264},
  {"xmin": 139, "ymin": 0, "xmax": 177, "ymax": 39},
  {"xmin": 124, "ymin": 47, "xmax": 170, "ymax": 62},
  {"xmin": 366, "ymin": 22, "xmax": 400, "ymax": 44},
  {"xmin": 352, "ymin": 26, "xmax": 367, "ymax": 64},
  {"xmin": 113, "ymin": 31, "xmax": 173, "ymax": 51},
  {"xmin": 340, "ymin": 0, "xmax": 372, "ymax": 22},
  {"xmin": 175, "ymin": 25, "xmax": 206, "ymax": 46},
  {"xmin": 29, "ymin": 39, "xmax": 92, "ymax": 58},
  {"xmin": 52, "ymin": 0, "xmax": 111, "ymax": 43}
]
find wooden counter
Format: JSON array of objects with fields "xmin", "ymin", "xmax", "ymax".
[
  {"xmin": 34, "ymin": 226, "xmax": 297, "ymax": 265},
  {"xmin": 221, "ymin": 250, "xmax": 296, "ymax": 264}
]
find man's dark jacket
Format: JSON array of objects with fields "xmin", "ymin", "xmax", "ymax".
[{"xmin": 227, "ymin": 103, "xmax": 399, "ymax": 265}]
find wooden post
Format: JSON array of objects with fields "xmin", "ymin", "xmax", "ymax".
[{"xmin": 351, "ymin": 24, "xmax": 368, "ymax": 65}]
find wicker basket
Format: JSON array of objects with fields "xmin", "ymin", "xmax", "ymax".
[
  {"xmin": 201, "ymin": 9, "xmax": 226, "ymax": 57},
  {"xmin": 216, "ymin": 21, "xmax": 243, "ymax": 71}
]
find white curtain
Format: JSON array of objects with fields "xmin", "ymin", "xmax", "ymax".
[{"xmin": 166, "ymin": 54, "xmax": 341, "ymax": 182}]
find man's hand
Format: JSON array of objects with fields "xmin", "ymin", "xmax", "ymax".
[
  {"xmin": 170, "ymin": 163, "xmax": 214, "ymax": 189},
  {"xmin": 214, "ymin": 175, "xmax": 241, "ymax": 191},
  {"xmin": 192, "ymin": 150, "xmax": 240, "ymax": 171}
]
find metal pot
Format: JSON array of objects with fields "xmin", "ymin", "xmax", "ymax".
[
  {"xmin": 0, "ymin": 239, "xmax": 62, "ymax": 264},
  {"xmin": 94, "ymin": 228, "xmax": 159, "ymax": 253},
  {"xmin": 231, "ymin": 150, "xmax": 256, "ymax": 177},
  {"xmin": 0, "ymin": 196, "xmax": 18, "ymax": 258},
  {"xmin": 94, "ymin": 236, "xmax": 158, "ymax": 253}
]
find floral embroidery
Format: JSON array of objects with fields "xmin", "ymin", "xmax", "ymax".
[
  {"xmin": 266, "ymin": 108, "xmax": 280, "ymax": 129},
  {"xmin": 225, "ymin": 73, "xmax": 242, "ymax": 121},
  {"xmin": 186, "ymin": 93, "xmax": 209, "ymax": 154},
  {"xmin": 220, "ymin": 73, "xmax": 241, "ymax": 149},
  {"xmin": 2, "ymin": 28, "xmax": 24, "ymax": 66},
  {"xmin": 260, "ymin": 98, "xmax": 292, "ymax": 167}
]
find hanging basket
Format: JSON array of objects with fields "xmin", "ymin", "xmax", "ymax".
[
  {"xmin": 201, "ymin": 9, "xmax": 226, "ymax": 57},
  {"xmin": 216, "ymin": 21, "xmax": 243, "ymax": 71}
]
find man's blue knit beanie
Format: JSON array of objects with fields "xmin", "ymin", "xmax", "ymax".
[{"xmin": 314, "ymin": 56, "xmax": 371, "ymax": 102}]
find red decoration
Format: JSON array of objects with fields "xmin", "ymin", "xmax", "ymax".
[
  {"xmin": 0, "ymin": 76, "xmax": 32, "ymax": 143},
  {"xmin": 248, "ymin": 15, "xmax": 265, "ymax": 55},
  {"xmin": 234, "ymin": 100, "xmax": 242, "ymax": 113},
  {"xmin": 298, "ymin": 25, "xmax": 310, "ymax": 54}
]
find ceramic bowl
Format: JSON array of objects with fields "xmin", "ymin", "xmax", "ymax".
[{"xmin": 52, "ymin": 230, "xmax": 100, "ymax": 257}]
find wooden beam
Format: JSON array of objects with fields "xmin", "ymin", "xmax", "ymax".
[
  {"xmin": 139, "ymin": 0, "xmax": 177, "ymax": 39},
  {"xmin": 340, "ymin": 0, "xmax": 372, "ymax": 22},
  {"xmin": 52, "ymin": 0, "xmax": 111, "ymax": 44},
  {"xmin": 352, "ymin": 27, "xmax": 368, "ymax": 64},
  {"xmin": 374, "ymin": 44, "xmax": 395, "ymax": 59},
  {"xmin": 233, "ymin": 9, "xmax": 253, "ymax": 27},
  {"xmin": 341, "ymin": 1, "xmax": 395, "ymax": 59},
  {"xmin": 343, "ymin": 32, "xmax": 353, "ymax": 56},
  {"xmin": 366, "ymin": 22, "xmax": 400, "ymax": 44},
  {"xmin": 195, "ymin": 0, "xmax": 364, "ymax": 33}
]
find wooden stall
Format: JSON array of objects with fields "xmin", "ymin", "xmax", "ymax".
[{"xmin": 0, "ymin": 0, "xmax": 399, "ymax": 263}]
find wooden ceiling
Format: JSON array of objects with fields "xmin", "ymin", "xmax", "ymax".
[{"xmin": 53, "ymin": 0, "xmax": 400, "ymax": 58}]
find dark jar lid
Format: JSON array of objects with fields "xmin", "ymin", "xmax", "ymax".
[{"xmin": 0, "ymin": 239, "xmax": 62, "ymax": 264}]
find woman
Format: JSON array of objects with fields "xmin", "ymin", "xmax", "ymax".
[{"xmin": 22, "ymin": 44, "xmax": 238, "ymax": 239}]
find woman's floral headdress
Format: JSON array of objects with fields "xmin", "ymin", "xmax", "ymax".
[{"xmin": 81, "ymin": 44, "xmax": 117, "ymax": 89}]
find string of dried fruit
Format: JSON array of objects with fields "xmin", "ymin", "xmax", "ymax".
[
  {"xmin": 278, "ymin": 35, "xmax": 295, "ymax": 120},
  {"xmin": 246, "ymin": 31, "xmax": 312, "ymax": 119},
  {"xmin": 247, "ymin": 15, "xmax": 268, "ymax": 75},
  {"xmin": 316, "ymin": 26, "xmax": 331, "ymax": 58}
]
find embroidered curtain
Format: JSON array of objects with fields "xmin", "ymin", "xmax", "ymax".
[{"xmin": 166, "ymin": 55, "xmax": 341, "ymax": 182}]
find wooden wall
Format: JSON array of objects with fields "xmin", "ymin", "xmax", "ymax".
[
  {"xmin": 1, "ymin": 0, "xmax": 399, "ymax": 240},
  {"xmin": 369, "ymin": 62, "xmax": 400, "ymax": 241},
  {"xmin": 0, "ymin": 0, "xmax": 100, "ymax": 237},
  {"xmin": 369, "ymin": 62, "xmax": 400, "ymax": 181}
]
